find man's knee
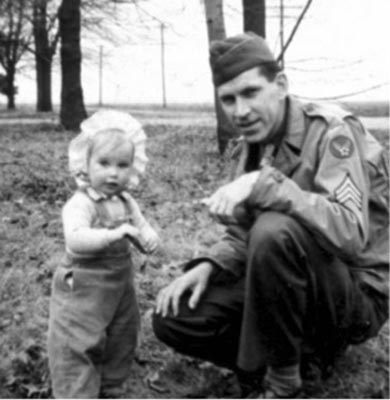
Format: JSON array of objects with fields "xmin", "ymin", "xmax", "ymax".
[
  {"xmin": 152, "ymin": 307, "xmax": 241, "ymax": 369},
  {"xmin": 152, "ymin": 312, "xmax": 177, "ymax": 347},
  {"xmin": 246, "ymin": 211, "xmax": 317, "ymax": 292},
  {"xmin": 152, "ymin": 309, "xmax": 205, "ymax": 350},
  {"xmin": 249, "ymin": 211, "xmax": 306, "ymax": 252}
]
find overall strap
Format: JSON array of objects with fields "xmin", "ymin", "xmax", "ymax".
[
  {"xmin": 75, "ymin": 188, "xmax": 133, "ymax": 258},
  {"xmin": 77, "ymin": 188, "xmax": 131, "ymax": 228},
  {"xmin": 117, "ymin": 192, "xmax": 134, "ymax": 219},
  {"xmin": 94, "ymin": 200, "xmax": 113, "ymax": 227},
  {"xmin": 95, "ymin": 192, "xmax": 134, "ymax": 229}
]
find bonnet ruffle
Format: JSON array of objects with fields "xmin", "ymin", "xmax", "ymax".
[{"xmin": 68, "ymin": 109, "xmax": 148, "ymax": 188}]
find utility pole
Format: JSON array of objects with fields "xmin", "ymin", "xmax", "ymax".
[
  {"xmin": 277, "ymin": 0, "xmax": 315, "ymax": 64},
  {"xmin": 99, "ymin": 45, "xmax": 103, "ymax": 106},
  {"xmin": 279, "ymin": 0, "xmax": 285, "ymax": 69},
  {"xmin": 160, "ymin": 23, "xmax": 167, "ymax": 108}
]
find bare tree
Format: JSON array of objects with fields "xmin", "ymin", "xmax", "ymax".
[
  {"xmin": 58, "ymin": 0, "xmax": 87, "ymax": 130},
  {"xmin": 243, "ymin": 0, "xmax": 266, "ymax": 37},
  {"xmin": 0, "ymin": 0, "xmax": 59, "ymax": 111},
  {"xmin": 31, "ymin": 0, "xmax": 60, "ymax": 111},
  {"xmin": 204, "ymin": 0, "xmax": 236, "ymax": 154},
  {"xmin": 30, "ymin": 0, "xmax": 125, "ymax": 113},
  {"xmin": 0, "ymin": 0, "xmax": 31, "ymax": 109}
]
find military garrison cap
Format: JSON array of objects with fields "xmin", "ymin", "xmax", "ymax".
[{"xmin": 209, "ymin": 32, "xmax": 276, "ymax": 86}]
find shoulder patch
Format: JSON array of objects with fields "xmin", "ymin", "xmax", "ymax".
[{"xmin": 329, "ymin": 135, "xmax": 354, "ymax": 159}]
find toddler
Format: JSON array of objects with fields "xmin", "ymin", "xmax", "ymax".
[{"xmin": 48, "ymin": 110, "xmax": 159, "ymax": 398}]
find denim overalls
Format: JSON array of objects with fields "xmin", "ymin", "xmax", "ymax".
[{"xmin": 48, "ymin": 192, "xmax": 140, "ymax": 398}]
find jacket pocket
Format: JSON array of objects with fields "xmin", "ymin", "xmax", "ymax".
[{"xmin": 53, "ymin": 266, "xmax": 74, "ymax": 293}]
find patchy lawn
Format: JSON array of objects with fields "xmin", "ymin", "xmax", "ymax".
[{"xmin": 0, "ymin": 114, "xmax": 388, "ymax": 398}]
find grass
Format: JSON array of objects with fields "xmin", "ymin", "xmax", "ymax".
[{"xmin": 0, "ymin": 113, "xmax": 388, "ymax": 398}]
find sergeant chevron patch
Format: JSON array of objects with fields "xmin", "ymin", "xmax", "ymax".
[{"xmin": 334, "ymin": 173, "xmax": 363, "ymax": 210}]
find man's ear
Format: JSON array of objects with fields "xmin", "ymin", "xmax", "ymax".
[{"xmin": 275, "ymin": 72, "xmax": 288, "ymax": 99}]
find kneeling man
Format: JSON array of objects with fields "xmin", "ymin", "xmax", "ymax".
[{"xmin": 153, "ymin": 32, "xmax": 389, "ymax": 398}]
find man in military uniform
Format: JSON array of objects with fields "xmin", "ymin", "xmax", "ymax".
[{"xmin": 153, "ymin": 32, "xmax": 389, "ymax": 398}]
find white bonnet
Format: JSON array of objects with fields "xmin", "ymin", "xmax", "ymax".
[{"xmin": 68, "ymin": 109, "xmax": 148, "ymax": 188}]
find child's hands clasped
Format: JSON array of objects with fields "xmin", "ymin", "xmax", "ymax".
[
  {"xmin": 116, "ymin": 223, "xmax": 141, "ymax": 241},
  {"xmin": 113, "ymin": 223, "xmax": 159, "ymax": 254}
]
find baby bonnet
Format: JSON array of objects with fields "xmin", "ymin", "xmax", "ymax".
[{"xmin": 68, "ymin": 109, "xmax": 148, "ymax": 188}]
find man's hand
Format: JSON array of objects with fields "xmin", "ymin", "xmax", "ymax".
[
  {"xmin": 202, "ymin": 171, "xmax": 259, "ymax": 223},
  {"xmin": 155, "ymin": 262, "xmax": 214, "ymax": 317}
]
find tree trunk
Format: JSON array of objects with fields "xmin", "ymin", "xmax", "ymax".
[
  {"xmin": 33, "ymin": 0, "xmax": 53, "ymax": 112},
  {"xmin": 36, "ymin": 54, "xmax": 52, "ymax": 111},
  {"xmin": 204, "ymin": 0, "xmax": 236, "ymax": 154},
  {"xmin": 58, "ymin": 0, "xmax": 87, "ymax": 131},
  {"xmin": 6, "ymin": 66, "xmax": 16, "ymax": 110},
  {"xmin": 205, "ymin": 0, "xmax": 226, "ymax": 41},
  {"xmin": 0, "ymin": 0, "xmax": 29, "ymax": 110},
  {"xmin": 242, "ymin": 0, "xmax": 266, "ymax": 37}
]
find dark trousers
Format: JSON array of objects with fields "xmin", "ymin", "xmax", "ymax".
[{"xmin": 153, "ymin": 212, "xmax": 388, "ymax": 373}]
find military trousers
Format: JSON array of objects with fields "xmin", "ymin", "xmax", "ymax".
[
  {"xmin": 48, "ymin": 255, "xmax": 140, "ymax": 398},
  {"xmin": 153, "ymin": 212, "xmax": 388, "ymax": 373}
]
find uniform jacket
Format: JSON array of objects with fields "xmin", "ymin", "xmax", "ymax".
[{"xmin": 197, "ymin": 96, "xmax": 389, "ymax": 296}]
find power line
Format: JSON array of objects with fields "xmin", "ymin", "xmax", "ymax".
[
  {"xmin": 134, "ymin": 3, "xmax": 184, "ymax": 37},
  {"xmin": 225, "ymin": 3, "xmax": 241, "ymax": 15},
  {"xmin": 288, "ymin": 59, "xmax": 364, "ymax": 72},
  {"xmin": 226, "ymin": 3, "xmax": 304, "ymax": 18},
  {"xmin": 289, "ymin": 56, "xmax": 360, "ymax": 64},
  {"xmin": 295, "ymin": 81, "xmax": 389, "ymax": 101}
]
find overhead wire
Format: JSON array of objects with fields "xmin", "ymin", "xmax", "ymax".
[
  {"xmin": 295, "ymin": 81, "xmax": 389, "ymax": 101},
  {"xmin": 91, "ymin": 0, "xmax": 387, "ymax": 104}
]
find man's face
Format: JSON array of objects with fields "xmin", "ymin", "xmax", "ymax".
[{"xmin": 217, "ymin": 67, "xmax": 288, "ymax": 144}]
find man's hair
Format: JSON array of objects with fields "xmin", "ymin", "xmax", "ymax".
[{"xmin": 257, "ymin": 62, "xmax": 282, "ymax": 82}]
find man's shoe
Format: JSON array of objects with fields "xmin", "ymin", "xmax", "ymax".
[
  {"xmin": 99, "ymin": 386, "xmax": 125, "ymax": 399},
  {"xmin": 301, "ymin": 341, "xmax": 349, "ymax": 383},
  {"xmin": 236, "ymin": 367, "xmax": 266, "ymax": 398}
]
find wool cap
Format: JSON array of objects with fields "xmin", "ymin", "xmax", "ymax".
[{"xmin": 209, "ymin": 32, "xmax": 276, "ymax": 86}]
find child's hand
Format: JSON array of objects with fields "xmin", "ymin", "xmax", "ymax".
[
  {"xmin": 140, "ymin": 225, "xmax": 160, "ymax": 254},
  {"xmin": 116, "ymin": 223, "xmax": 140, "ymax": 240},
  {"xmin": 115, "ymin": 223, "xmax": 148, "ymax": 253}
]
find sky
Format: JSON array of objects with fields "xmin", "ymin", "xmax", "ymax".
[{"xmin": 8, "ymin": 0, "xmax": 390, "ymax": 106}]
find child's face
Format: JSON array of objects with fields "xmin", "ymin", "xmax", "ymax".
[{"xmin": 88, "ymin": 136, "xmax": 134, "ymax": 196}]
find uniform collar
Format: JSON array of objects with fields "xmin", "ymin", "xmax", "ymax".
[
  {"xmin": 272, "ymin": 96, "xmax": 306, "ymax": 176},
  {"xmin": 283, "ymin": 95, "xmax": 307, "ymax": 151},
  {"xmin": 229, "ymin": 96, "xmax": 308, "ymax": 179}
]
